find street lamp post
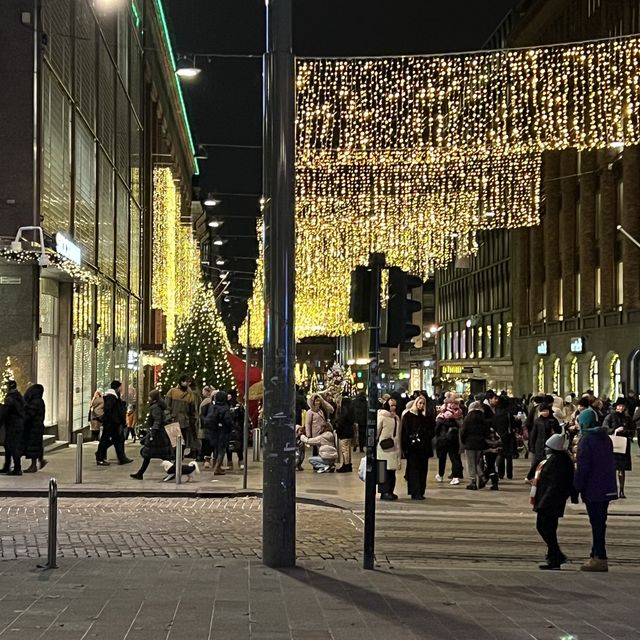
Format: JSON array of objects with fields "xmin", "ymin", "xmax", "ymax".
[{"xmin": 261, "ymin": 0, "xmax": 296, "ymax": 568}]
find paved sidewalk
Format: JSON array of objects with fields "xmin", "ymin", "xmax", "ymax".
[{"xmin": 0, "ymin": 557, "xmax": 638, "ymax": 639}]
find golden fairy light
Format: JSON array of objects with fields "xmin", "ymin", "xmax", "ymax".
[{"xmin": 243, "ymin": 36, "xmax": 640, "ymax": 345}]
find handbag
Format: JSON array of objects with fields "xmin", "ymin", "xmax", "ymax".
[
  {"xmin": 358, "ymin": 456, "xmax": 367, "ymax": 481},
  {"xmin": 610, "ymin": 434, "xmax": 627, "ymax": 455},
  {"xmin": 378, "ymin": 417, "xmax": 397, "ymax": 450},
  {"xmin": 164, "ymin": 422, "xmax": 182, "ymax": 448}
]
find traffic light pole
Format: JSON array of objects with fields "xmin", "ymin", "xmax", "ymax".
[
  {"xmin": 262, "ymin": 0, "xmax": 296, "ymax": 568},
  {"xmin": 364, "ymin": 252, "xmax": 384, "ymax": 570}
]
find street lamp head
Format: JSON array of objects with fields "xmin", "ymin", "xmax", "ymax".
[
  {"xmin": 215, "ymin": 258, "xmax": 225, "ymax": 266},
  {"xmin": 176, "ymin": 56, "xmax": 201, "ymax": 78},
  {"xmin": 203, "ymin": 194, "xmax": 220, "ymax": 207},
  {"xmin": 208, "ymin": 220, "xmax": 222, "ymax": 228}
]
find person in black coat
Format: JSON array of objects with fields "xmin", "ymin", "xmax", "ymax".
[
  {"xmin": 0, "ymin": 380, "xmax": 25, "ymax": 475},
  {"xmin": 96, "ymin": 380, "xmax": 132, "ymax": 466},
  {"xmin": 204, "ymin": 391, "xmax": 234, "ymax": 475},
  {"xmin": 494, "ymin": 396, "xmax": 518, "ymax": 480},
  {"xmin": 460, "ymin": 401, "xmax": 490, "ymax": 490},
  {"xmin": 400, "ymin": 395, "xmax": 435, "ymax": 500},
  {"xmin": 526, "ymin": 403, "xmax": 561, "ymax": 481},
  {"xmin": 352, "ymin": 392, "xmax": 368, "ymax": 452},
  {"xmin": 531, "ymin": 433, "xmax": 578, "ymax": 570},
  {"xmin": 23, "ymin": 384, "xmax": 47, "ymax": 473},
  {"xmin": 335, "ymin": 397, "xmax": 355, "ymax": 472},
  {"xmin": 603, "ymin": 397, "xmax": 636, "ymax": 498},
  {"xmin": 434, "ymin": 418, "xmax": 464, "ymax": 484},
  {"xmin": 130, "ymin": 390, "xmax": 173, "ymax": 480}
]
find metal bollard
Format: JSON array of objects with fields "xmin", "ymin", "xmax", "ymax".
[
  {"xmin": 75, "ymin": 433, "xmax": 83, "ymax": 484},
  {"xmin": 37, "ymin": 478, "xmax": 58, "ymax": 570},
  {"xmin": 252, "ymin": 428, "xmax": 262, "ymax": 461},
  {"xmin": 175, "ymin": 434, "xmax": 183, "ymax": 485}
]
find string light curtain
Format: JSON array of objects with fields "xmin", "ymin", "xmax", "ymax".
[
  {"xmin": 243, "ymin": 36, "xmax": 640, "ymax": 344},
  {"xmin": 152, "ymin": 167, "xmax": 201, "ymax": 345}
]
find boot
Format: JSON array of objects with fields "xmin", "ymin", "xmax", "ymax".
[
  {"xmin": 24, "ymin": 461, "xmax": 38, "ymax": 473},
  {"xmin": 213, "ymin": 462, "xmax": 226, "ymax": 475},
  {"xmin": 580, "ymin": 557, "xmax": 608, "ymax": 572},
  {"xmin": 466, "ymin": 479, "xmax": 477, "ymax": 490},
  {"xmin": 336, "ymin": 463, "xmax": 352, "ymax": 473}
]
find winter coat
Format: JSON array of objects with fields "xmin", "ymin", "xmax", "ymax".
[
  {"xmin": 102, "ymin": 389, "xmax": 126, "ymax": 430},
  {"xmin": 89, "ymin": 394, "xmax": 104, "ymax": 431},
  {"xmin": 574, "ymin": 429, "xmax": 618, "ymax": 503},
  {"xmin": 301, "ymin": 429, "xmax": 338, "ymax": 461},
  {"xmin": 436, "ymin": 401, "xmax": 463, "ymax": 422},
  {"xmin": 604, "ymin": 411, "xmax": 635, "ymax": 472},
  {"xmin": 305, "ymin": 394, "xmax": 331, "ymax": 439},
  {"xmin": 532, "ymin": 451, "xmax": 577, "ymax": 517},
  {"xmin": 434, "ymin": 419, "xmax": 459, "ymax": 453},
  {"xmin": 23, "ymin": 384, "xmax": 45, "ymax": 460},
  {"xmin": 295, "ymin": 391, "xmax": 309, "ymax": 426},
  {"xmin": 401, "ymin": 410, "xmax": 434, "ymax": 459},
  {"xmin": 0, "ymin": 389, "xmax": 25, "ymax": 455},
  {"xmin": 204, "ymin": 392, "xmax": 234, "ymax": 445},
  {"xmin": 353, "ymin": 393, "xmax": 368, "ymax": 427},
  {"xmin": 166, "ymin": 387, "xmax": 196, "ymax": 431},
  {"xmin": 140, "ymin": 399, "xmax": 173, "ymax": 460},
  {"xmin": 335, "ymin": 404, "xmax": 355, "ymax": 440},
  {"xmin": 376, "ymin": 409, "xmax": 402, "ymax": 471},
  {"xmin": 460, "ymin": 409, "xmax": 489, "ymax": 451},
  {"xmin": 529, "ymin": 415, "xmax": 561, "ymax": 459},
  {"xmin": 493, "ymin": 410, "xmax": 518, "ymax": 458}
]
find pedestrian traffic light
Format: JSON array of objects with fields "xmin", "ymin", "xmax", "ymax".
[
  {"xmin": 383, "ymin": 267, "xmax": 422, "ymax": 348},
  {"xmin": 349, "ymin": 265, "xmax": 371, "ymax": 323}
]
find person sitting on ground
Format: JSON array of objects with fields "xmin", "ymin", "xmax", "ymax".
[
  {"xmin": 301, "ymin": 422, "xmax": 338, "ymax": 473},
  {"xmin": 130, "ymin": 389, "xmax": 173, "ymax": 480},
  {"xmin": 305, "ymin": 393, "xmax": 332, "ymax": 457}
]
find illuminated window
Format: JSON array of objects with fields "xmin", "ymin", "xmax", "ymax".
[
  {"xmin": 616, "ymin": 261, "xmax": 624, "ymax": 309},
  {"xmin": 537, "ymin": 358, "xmax": 545, "ymax": 394},
  {"xmin": 610, "ymin": 354, "xmax": 621, "ymax": 399},
  {"xmin": 589, "ymin": 356, "xmax": 599, "ymax": 396},
  {"xmin": 569, "ymin": 356, "xmax": 578, "ymax": 394},
  {"xmin": 552, "ymin": 358, "xmax": 561, "ymax": 394}
]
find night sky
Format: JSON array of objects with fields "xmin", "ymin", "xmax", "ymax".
[{"xmin": 164, "ymin": 0, "xmax": 523, "ymax": 331}]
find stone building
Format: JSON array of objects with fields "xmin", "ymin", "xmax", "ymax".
[{"xmin": 436, "ymin": 0, "xmax": 640, "ymax": 399}]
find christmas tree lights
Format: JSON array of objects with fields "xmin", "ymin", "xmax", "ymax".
[
  {"xmin": 0, "ymin": 357, "xmax": 15, "ymax": 403},
  {"xmin": 158, "ymin": 283, "xmax": 234, "ymax": 392}
]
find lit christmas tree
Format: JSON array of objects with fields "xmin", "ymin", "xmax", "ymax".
[
  {"xmin": 0, "ymin": 356, "xmax": 15, "ymax": 403},
  {"xmin": 158, "ymin": 284, "xmax": 234, "ymax": 393},
  {"xmin": 326, "ymin": 362, "xmax": 348, "ymax": 396}
]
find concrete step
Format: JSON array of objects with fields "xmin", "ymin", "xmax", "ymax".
[{"xmin": 44, "ymin": 435, "xmax": 68, "ymax": 453}]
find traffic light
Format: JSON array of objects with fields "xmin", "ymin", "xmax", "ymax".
[
  {"xmin": 349, "ymin": 265, "xmax": 372, "ymax": 323},
  {"xmin": 383, "ymin": 267, "xmax": 422, "ymax": 347}
]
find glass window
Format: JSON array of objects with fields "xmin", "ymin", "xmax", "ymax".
[
  {"xmin": 130, "ymin": 29, "xmax": 143, "ymax": 117},
  {"xmin": 117, "ymin": 9, "xmax": 129, "ymax": 87},
  {"xmin": 504, "ymin": 321, "xmax": 512, "ymax": 358},
  {"xmin": 484, "ymin": 325, "xmax": 492, "ymax": 358},
  {"xmin": 42, "ymin": 0, "xmax": 72, "ymax": 88},
  {"xmin": 130, "ymin": 200, "xmax": 141, "ymax": 296},
  {"xmin": 477, "ymin": 327, "xmax": 483, "ymax": 359},
  {"xmin": 130, "ymin": 112, "xmax": 142, "ymax": 205},
  {"xmin": 72, "ymin": 284, "xmax": 95, "ymax": 433},
  {"xmin": 453, "ymin": 330, "xmax": 459, "ymax": 359},
  {"xmin": 74, "ymin": 120, "xmax": 97, "ymax": 263},
  {"xmin": 114, "ymin": 288, "xmax": 128, "ymax": 387},
  {"xmin": 38, "ymin": 281, "xmax": 59, "ymax": 426},
  {"xmin": 115, "ymin": 179, "xmax": 129, "ymax": 286},
  {"xmin": 569, "ymin": 356, "xmax": 578, "ymax": 394},
  {"xmin": 552, "ymin": 358, "xmax": 561, "ymax": 395},
  {"xmin": 96, "ymin": 279, "xmax": 113, "ymax": 391},
  {"xmin": 98, "ymin": 41, "xmax": 115, "ymax": 160},
  {"xmin": 595, "ymin": 267, "xmax": 601, "ymax": 309},
  {"xmin": 589, "ymin": 356, "xmax": 600, "ymax": 397},
  {"xmin": 537, "ymin": 358, "xmax": 545, "ymax": 394},
  {"xmin": 74, "ymin": 0, "xmax": 96, "ymax": 128},
  {"xmin": 616, "ymin": 261, "xmax": 624, "ymax": 308},
  {"xmin": 41, "ymin": 69, "xmax": 71, "ymax": 235},
  {"xmin": 116, "ymin": 82, "xmax": 130, "ymax": 181},
  {"xmin": 98, "ymin": 151, "xmax": 114, "ymax": 276}
]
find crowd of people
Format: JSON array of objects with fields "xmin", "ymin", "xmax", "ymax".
[{"xmin": 295, "ymin": 385, "xmax": 638, "ymax": 572}]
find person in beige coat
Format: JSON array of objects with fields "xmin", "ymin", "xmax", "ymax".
[
  {"xmin": 88, "ymin": 391, "xmax": 104, "ymax": 441},
  {"xmin": 377, "ymin": 398, "xmax": 402, "ymax": 500},
  {"xmin": 305, "ymin": 393, "xmax": 334, "ymax": 457},
  {"xmin": 301, "ymin": 424, "xmax": 338, "ymax": 473}
]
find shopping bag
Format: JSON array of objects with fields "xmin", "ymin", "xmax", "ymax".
[
  {"xmin": 610, "ymin": 434, "xmax": 627, "ymax": 455},
  {"xmin": 358, "ymin": 456, "xmax": 367, "ymax": 482},
  {"xmin": 164, "ymin": 422, "xmax": 182, "ymax": 448}
]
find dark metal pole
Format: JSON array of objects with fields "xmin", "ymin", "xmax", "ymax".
[
  {"xmin": 364, "ymin": 253, "xmax": 384, "ymax": 570},
  {"xmin": 242, "ymin": 310, "xmax": 251, "ymax": 490},
  {"xmin": 262, "ymin": 0, "xmax": 296, "ymax": 568}
]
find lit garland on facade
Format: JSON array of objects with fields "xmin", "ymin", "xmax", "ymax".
[
  {"xmin": 0, "ymin": 249, "xmax": 99, "ymax": 284},
  {"xmin": 243, "ymin": 36, "xmax": 640, "ymax": 344},
  {"xmin": 152, "ymin": 167, "xmax": 200, "ymax": 345}
]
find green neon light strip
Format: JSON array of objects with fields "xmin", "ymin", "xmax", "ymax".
[
  {"xmin": 131, "ymin": 0, "xmax": 141, "ymax": 30},
  {"xmin": 154, "ymin": 0, "xmax": 200, "ymax": 175}
]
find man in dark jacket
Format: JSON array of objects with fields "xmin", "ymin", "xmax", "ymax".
[
  {"xmin": 0, "ymin": 380, "xmax": 25, "ymax": 475},
  {"xmin": 204, "ymin": 391, "xmax": 234, "ymax": 475},
  {"xmin": 574, "ymin": 424, "xmax": 618, "ymax": 572},
  {"xmin": 526, "ymin": 403, "xmax": 561, "ymax": 481},
  {"xmin": 460, "ymin": 401, "xmax": 490, "ymax": 490},
  {"xmin": 96, "ymin": 380, "xmax": 132, "ymax": 466},
  {"xmin": 531, "ymin": 434, "xmax": 578, "ymax": 570}
]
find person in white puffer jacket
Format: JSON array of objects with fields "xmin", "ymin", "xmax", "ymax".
[{"xmin": 301, "ymin": 423, "xmax": 338, "ymax": 473}]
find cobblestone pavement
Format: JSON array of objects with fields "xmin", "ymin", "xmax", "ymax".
[
  {"xmin": 1, "ymin": 495, "xmax": 640, "ymax": 570},
  {"xmin": 0, "ymin": 497, "xmax": 363, "ymax": 562}
]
